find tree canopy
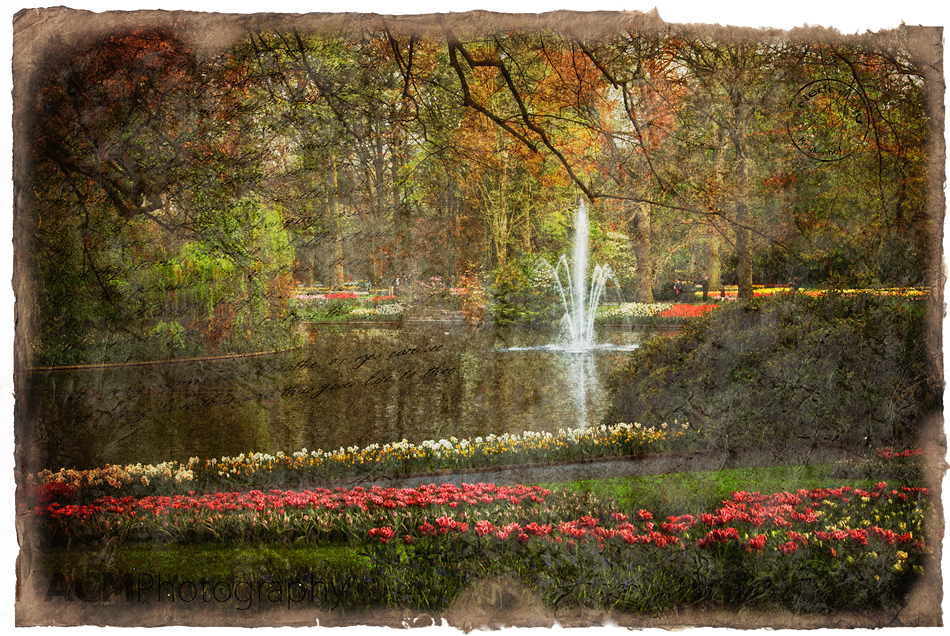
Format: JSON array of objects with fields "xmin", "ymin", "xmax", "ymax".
[{"xmin": 14, "ymin": 12, "xmax": 941, "ymax": 365}]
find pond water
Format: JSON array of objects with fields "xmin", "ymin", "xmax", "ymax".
[{"xmin": 18, "ymin": 323, "xmax": 677, "ymax": 473}]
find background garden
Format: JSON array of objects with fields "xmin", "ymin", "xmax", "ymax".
[{"xmin": 13, "ymin": 9, "xmax": 944, "ymax": 628}]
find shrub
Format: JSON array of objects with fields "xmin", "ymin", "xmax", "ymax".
[
  {"xmin": 605, "ymin": 293, "xmax": 940, "ymax": 452},
  {"xmin": 488, "ymin": 256, "xmax": 561, "ymax": 328}
]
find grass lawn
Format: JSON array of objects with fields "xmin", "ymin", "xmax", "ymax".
[{"xmin": 544, "ymin": 463, "xmax": 879, "ymax": 519}]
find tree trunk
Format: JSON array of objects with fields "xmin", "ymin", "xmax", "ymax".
[
  {"xmin": 330, "ymin": 157, "xmax": 345, "ymax": 287},
  {"xmin": 629, "ymin": 202, "xmax": 655, "ymax": 302},
  {"xmin": 734, "ymin": 151, "xmax": 753, "ymax": 300},
  {"xmin": 706, "ymin": 224, "xmax": 722, "ymax": 290}
]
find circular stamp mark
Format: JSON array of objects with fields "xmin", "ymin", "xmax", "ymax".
[{"xmin": 786, "ymin": 79, "xmax": 869, "ymax": 162}]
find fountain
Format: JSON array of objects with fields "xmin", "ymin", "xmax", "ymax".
[
  {"xmin": 495, "ymin": 199, "xmax": 638, "ymax": 428},
  {"xmin": 497, "ymin": 199, "xmax": 636, "ymax": 353},
  {"xmin": 552, "ymin": 200, "xmax": 618, "ymax": 351}
]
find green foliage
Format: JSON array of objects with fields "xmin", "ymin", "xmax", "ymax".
[
  {"xmin": 31, "ymin": 196, "xmax": 300, "ymax": 365},
  {"xmin": 148, "ymin": 320, "xmax": 187, "ymax": 353},
  {"xmin": 488, "ymin": 255, "xmax": 561, "ymax": 328},
  {"xmin": 749, "ymin": 234, "xmax": 925, "ymax": 291},
  {"xmin": 605, "ymin": 294, "xmax": 939, "ymax": 451}
]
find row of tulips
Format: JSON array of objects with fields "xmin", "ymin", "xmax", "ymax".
[
  {"xmin": 656, "ymin": 304, "xmax": 719, "ymax": 319},
  {"xmin": 751, "ymin": 286, "xmax": 930, "ymax": 298},
  {"xmin": 596, "ymin": 302, "xmax": 720, "ymax": 323},
  {"xmin": 350, "ymin": 302, "xmax": 406, "ymax": 317},
  {"xmin": 22, "ymin": 482, "xmax": 565, "ymax": 545},
  {"xmin": 26, "ymin": 421, "xmax": 696, "ymax": 503},
  {"xmin": 24, "ymin": 477, "xmax": 930, "ymax": 556},
  {"xmin": 359, "ymin": 482, "xmax": 932, "ymax": 611},
  {"xmin": 597, "ymin": 303, "xmax": 674, "ymax": 319},
  {"xmin": 363, "ymin": 482, "xmax": 929, "ymax": 553},
  {"xmin": 22, "ymin": 443, "xmax": 933, "ymax": 613},
  {"xmin": 23, "ymin": 479, "xmax": 932, "ymax": 612}
]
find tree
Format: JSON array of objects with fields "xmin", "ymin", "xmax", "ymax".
[{"xmin": 24, "ymin": 27, "xmax": 297, "ymax": 363}]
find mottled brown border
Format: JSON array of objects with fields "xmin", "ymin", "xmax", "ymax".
[{"xmin": 12, "ymin": 7, "xmax": 946, "ymax": 629}]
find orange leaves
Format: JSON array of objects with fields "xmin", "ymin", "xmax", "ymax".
[{"xmin": 762, "ymin": 173, "xmax": 797, "ymax": 189}]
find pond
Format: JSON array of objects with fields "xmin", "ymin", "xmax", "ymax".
[{"xmin": 18, "ymin": 323, "xmax": 677, "ymax": 473}]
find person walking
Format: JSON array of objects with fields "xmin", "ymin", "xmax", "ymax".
[{"xmin": 673, "ymin": 279, "xmax": 682, "ymax": 301}]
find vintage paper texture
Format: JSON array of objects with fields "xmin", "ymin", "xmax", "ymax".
[{"xmin": 12, "ymin": 6, "xmax": 947, "ymax": 629}]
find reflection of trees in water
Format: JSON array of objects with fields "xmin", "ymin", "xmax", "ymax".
[
  {"xmin": 20, "ymin": 358, "xmax": 287, "ymax": 474},
  {"xmin": 22, "ymin": 326, "xmax": 641, "ymax": 472}
]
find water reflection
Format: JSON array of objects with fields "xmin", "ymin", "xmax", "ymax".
[{"xmin": 17, "ymin": 324, "xmax": 672, "ymax": 473}]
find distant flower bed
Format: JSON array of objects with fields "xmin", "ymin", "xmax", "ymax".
[
  {"xmin": 597, "ymin": 302, "xmax": 722, "ymax": 322},
  {"xmin": 656, "ymin": 304, "xmax": 718, "ymax": 318},
  {"xmin": 350, "ymin": 303, "xmax": 406, "ymax": 318},
  {"xmin": 752, "ymin": 287, "xmax": 930, "ymax": 298},
  {"xmin": 292, "ymin": 288, "xmax": 408, "ymax": 321},
  {"xmin": 810, "ymin": 287, "xmax": 931, "ymax": 299},
  {"xmin": 598, "ymin": 302, "xmax": 674, "ymax": 320}
]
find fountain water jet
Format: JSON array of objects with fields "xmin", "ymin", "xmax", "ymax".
[
  {"xmin": 552, "ymin": 200, "xmax": 617, "ymax": 350},
  {"xmin": 494, "ymin": 199, "xmax": 637, "ymax": 428}
]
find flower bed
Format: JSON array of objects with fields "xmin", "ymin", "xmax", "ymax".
[
  {"xmin": 24, "ymin": 478, "xmax": 931, "ymax": 563},
  {"xmin": 597, "ymin": 302, "xmax": 673, "ymax": 321},
  {"xmin": 27, "ymin": 422, "xmax": 698, "ymax": 502},
  {"xmin": 656, "ymin": 304, "xmax": 718, "ymax": 319},
  {"xmin": 753, "ymin": 286, "xmax": 930, "ymax": 299},
  {"xmin": 361, "ymin": 481, "xmax": 932, "ymax": 612},
  {"xmin": 596, "ymin": 302, "xmax": 720, "ymax": 323},
  {"xmin": 23, "ymin": 482, "xmax": 560, "ymax": 546},
  {"xmin": 293, "ymin": 289, "xmax": 406, "ymax": 321},
  {"xmin": 350, "ymin": 302, "xmax": 407, "ymax": 317},
  {"xmin": 359, "ymin": 482, "xmax": 929, "ymax": 554},
  {"xmin": 23, "ymin": 479, "xmax": 932, "ymax": 613},
  {"xmin": 22, "ymin": 445, "xmax": 934, "ymax": 614}
]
